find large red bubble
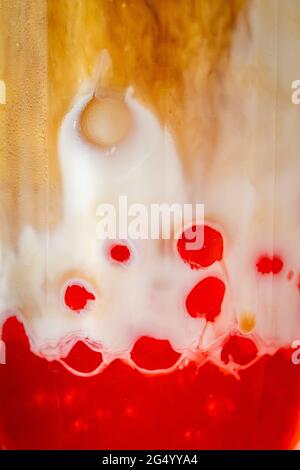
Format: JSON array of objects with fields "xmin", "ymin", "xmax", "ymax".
[
  {"xmin": 221, "ymin": 335, "xmax": 258, "ymax": 366},
  {"xmin": 130, "ymin": 336, "xmax": 181, "ymax": 371},
  {"xmin": 185, "ymin": 277, "xmax": 225, "ymax": 322},
  {"xmin": 177, "ymin": 225, "xmax": 223, "ymax": 269}
]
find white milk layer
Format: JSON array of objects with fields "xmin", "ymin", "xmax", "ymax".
[{"xmin": 0, "ymin": 0, "xmax": 300, "ymax": 375}]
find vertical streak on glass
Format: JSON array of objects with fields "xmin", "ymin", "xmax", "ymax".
[{"xmin": 0, "ymin": 0, "xmax": 48, "ymax": 243}]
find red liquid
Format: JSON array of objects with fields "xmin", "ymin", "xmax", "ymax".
[{"xmin": 0, "ymin": 317, "xmax": 299, "ymax": 450}]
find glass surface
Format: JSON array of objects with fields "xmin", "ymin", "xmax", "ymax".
[{"xmin": 0, "ymin": 0, "xmax": 300, "ymax": 450}]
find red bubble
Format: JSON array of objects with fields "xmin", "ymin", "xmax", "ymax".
[
  {"xmin": 177, "ymin": 225, "xmax": 223, "ymax": 269},
  {"xmin": 272, "ymin": 256, "xmax": 284, "ymax": 274},
  {"xmin": 109, "ymin": 243, "xmax": 131, "ymax": 264},
  {"xmin": 63, "ymin": 341, "xmax": 103, "ymax": 374},
  {"xmin": 185, "ymin": 276, "xmax": 225, "ymax": 322},
  {"xmin": 130, "ymin": 336, "xmax": 181, "ymax": 370},
  {"xmin": 256, "ymin": 255, "xmax": 283, "ymax": 275},
  {"xmin": 221, "ymin": 335, "xmax": 258, "ymax": 366},
  {"xmin": 64, "ymin": 284, "xmax": 95, "ymax": 311}
]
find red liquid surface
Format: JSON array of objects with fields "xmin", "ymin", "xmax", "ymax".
[{"xmin": 0, "ymin": 317, "xmax": 300, "ymax": 450}]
